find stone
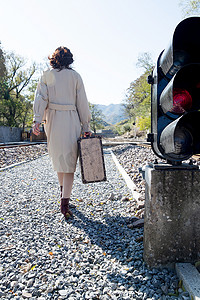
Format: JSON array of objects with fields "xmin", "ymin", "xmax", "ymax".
[
  {"xmin": 22, "ymin": 291, "xmax": 32, "ymax": 298},
  {"xmin": 27, "ymin": 278, "xmax": 34, "ymax": 288},
  {"xmin": 127, "ymin": 219, "xmax": 144, "ymax": 229},
  {"xmin": 121, "ymin": 196, "xmax": 129, "ymax": 202},
  {"xmin": 10, "ymin": 281, "xmax": 18, "ymax": 288},
  {"xmin": 32, "ymin": 289, "xmax": 41, "ymax": 297},
  {"xmin": 108, "ymin": 193, "xmax": 115, "ymax": 200},
  {"xmin": 135, "ymin": 236, "xmax": 143, "ymax": 242},
  {"xmin": 136, "ymin": 199, "xmax": 145, "ymax": 210},
  {"xmin": 10, "ymin": 274, "xmax": 18, "ymax": 281},
  {"xmin": 0, "ymin": 291, "xmax": 5, "ymax": 297},
  {"xmin": 18, "ymin": 283, "xmax": 25, "ymax": 290},
  {"xmin": 59, "ymin": 289, "xmax": 68, "ymax": 296}
]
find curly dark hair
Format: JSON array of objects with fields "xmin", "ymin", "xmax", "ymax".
[{"xmin": 48, "ymin": 46, "xmax": 74, "ymax": 70}]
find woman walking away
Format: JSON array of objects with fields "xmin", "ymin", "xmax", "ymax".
[{"xmin": 32, "ymin": 46, "xmax": 91, "ymax": 219}]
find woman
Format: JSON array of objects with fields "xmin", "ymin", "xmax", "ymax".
[{"xmin": 32, "ymin": 46, "xmax": 91, "ymax": 218}]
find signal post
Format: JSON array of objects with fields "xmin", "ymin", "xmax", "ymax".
[
  {"xmin": 144, "ymin": 17, "xmax": 200, "ymax": 267},
  {"xmin": 143, "ymin": 163, "xmax": 200, "ymax": 267}
]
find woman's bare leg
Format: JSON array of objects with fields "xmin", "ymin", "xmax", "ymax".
[
  {"xmin": 60, "ymin": 173, "xmax": 74, "ymax": 218},
  {"xmin": 57, "ymin": 172, "xmax": 64, "ymax": 187},
  {"xmin": 63, "ymin": 173, "xmax": 74, "ymax": 198}
]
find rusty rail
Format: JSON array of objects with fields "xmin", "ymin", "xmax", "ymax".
[{"xmin": 0, "ymin": 142, "xmax": 47, "ymax": 149}]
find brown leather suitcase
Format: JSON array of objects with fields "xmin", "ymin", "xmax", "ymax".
[{"xmin": 78, "ymin": 136, "xmax": 107, "ymax": 184}]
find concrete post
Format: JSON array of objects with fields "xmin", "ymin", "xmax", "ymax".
[
  {"xmin": 0, "ymin": 126, "xmax": 22, "ymax": 143},
  {"xmin": 143, "ymin": 164, "xmax": 200, "ymax": 267}
]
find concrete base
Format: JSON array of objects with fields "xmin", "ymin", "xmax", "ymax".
[
  {"xmin": 176, "ymin": 263, "xmax": 200, "ymax": 300},
  {"xmin": 143, "ymin": 164, "xmax": 200, "ymax": 267}
]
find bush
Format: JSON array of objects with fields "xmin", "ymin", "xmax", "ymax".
[
  {"xmin": 123, "ymin": 124, "xmax": 131, "ymax": 132},
  {"xmin": 137, "ymin": 116, "xmax": 151, "ymax": 131}
]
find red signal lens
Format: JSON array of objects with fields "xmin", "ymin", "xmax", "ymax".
[{"xmin": 170, "ymin": 88, "xmax": 192, "ymax": 114}]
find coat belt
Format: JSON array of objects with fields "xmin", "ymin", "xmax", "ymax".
[{"xmin": 48, "ymin": 103, "xmax": 76, "ymax": 111}]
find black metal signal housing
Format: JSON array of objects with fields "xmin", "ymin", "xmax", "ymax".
[{"xmin": 148, "ymin": 17, "xmax": 200, "ymax": 164}]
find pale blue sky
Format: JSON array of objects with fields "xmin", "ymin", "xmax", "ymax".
[{"xmin": 1, "ymin": 0, "xmax": 184, "ymax": 105}]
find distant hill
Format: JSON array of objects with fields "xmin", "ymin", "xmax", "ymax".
[{"xmin": 96, "ymin": 103, "xmax": 126, "ymax": 125}]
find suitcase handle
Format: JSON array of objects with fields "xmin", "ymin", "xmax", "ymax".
[
  {"xmin": 84, "ymin": 132, "xmax": 92, "ymax": 138},
  {"xmin": 80, "ymin": 132, "xmax": 95, "ymax": 138}
]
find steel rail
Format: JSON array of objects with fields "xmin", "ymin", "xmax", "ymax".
[
  {"xmin": 0, "ymin": 142, "xmax": 47, "ymax": 149},
  {"xmin": 1, "ymin": 140, "xmax": 200, "ymax": 161}
]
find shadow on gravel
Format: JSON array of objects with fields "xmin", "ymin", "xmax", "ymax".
[{"xmin": 70, "ymin": 207, "xmax": 144, "ymax": 285}]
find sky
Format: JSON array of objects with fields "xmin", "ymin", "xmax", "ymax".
[{"xmin": 0, "ymin": 0, "xmax": 185, "ymax": 105}]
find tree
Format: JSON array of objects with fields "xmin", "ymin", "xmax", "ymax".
[
  {"xmin": 23, "ymin": 79, "xmax": 39, "ymax": 129},
  {"xmin": 123, "ymin": 52, "xmax": 154, "ymax": 131},
  {"xmin": 125, "ymin": 71, "xmax": 151, "ymax": 118},
  {"xmin": 179, "ymin": 0, "xmax": 200, "ymax": 16},
  {"xmin": 0, "ymin": 43, "xmax": 6, "ymax": 78},
  {"xmin": 89, "ymin": 103, "xmax": 105, "ymax": 133},
  {"xmin": 136, "ymin": 52, "xmax": 154, "ymax": 73},
  {"xmin": 0, "ymin": 43, "xmax": 7, "ymax": 112},
  {"xmin": 0, "ymin": 51, "xmax": 37, "ymax": 129}
]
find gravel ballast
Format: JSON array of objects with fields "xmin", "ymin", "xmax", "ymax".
[
  {"xmin": 0, "ymin": 146, "xmax": 190, "ymax": 299},
  {"xmin": 0, "ymin": 144, "xmax": 48, "ymax": 169},
  {"xmin": 111, "ymin": 144, "xmax": 200, "ymax": 201}
]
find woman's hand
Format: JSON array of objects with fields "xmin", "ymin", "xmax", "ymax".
[
  {"xmin": 32, "ymin": 122, "xmax": 41, "ymax": 136},
  {"xmin": 84, "ymin": 131, "xmax": 92, "ymax": 137}
]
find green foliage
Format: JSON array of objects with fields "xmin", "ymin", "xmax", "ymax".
[
  {"xmin": 89, "ymin": 103, "xmax": 105, "ymax": 133},
  {"xmin": 114, "ymin": 125, "xmax": 124, "ymax": 135},
  {"xmin": 112, "ymin": 119, "xmax": 133, "ymax": 136},
  {"xmin": 0, "ymin": 48, "xmax": 37, "ymax": 130},
  {"xmin": 111, "ymin": 125, "xmax": 120, "ymax": 136},
  {"xmin": 123, "ymin": 52, "xmax": 154, "ymax": 132},
  {"xmin": 137, "ymin": 116, "xmax": 151, "ymax": 131},
  {"xmin": 123, "ymin": 124, "xmax": 131, "ymax": 132},
  {"xmin": 124, "ymin": 70, "xmax": 151, "ymax": 129},
  {"xmin": 115, "ymin": 119, "xmax": 129, "ymax": 126},
  {"xmin": 136, "ymin": 52, "xmax": 154, "ymax": 73},
  {"xmin": 0, "ymin": 43, "xmax": 6, "ymax": 75},
  {"xmin": 0, "ymin": 44, "xmax": 7, "ymax": 102},
  {"xmin": 179, "ymin": 0, "xmax": 200, "ymax": 16}
]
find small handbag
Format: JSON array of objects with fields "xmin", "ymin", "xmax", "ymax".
[{"xmin": 77, "ymin": 135, "xmax": 107, "ymax": 184}]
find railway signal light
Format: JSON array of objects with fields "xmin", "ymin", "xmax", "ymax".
[{"xmin": 148, "ymin": 17, "xmax": 200, "ymax": 164}]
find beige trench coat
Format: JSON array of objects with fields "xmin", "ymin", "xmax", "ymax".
[{"xmin": 33, "ymin": 68, "xmax": 91, "ymax": 173}]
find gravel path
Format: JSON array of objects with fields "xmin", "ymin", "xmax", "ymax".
[{"xmin": 0, "ymin": 149, "xmax": 190, "ymax": 299}]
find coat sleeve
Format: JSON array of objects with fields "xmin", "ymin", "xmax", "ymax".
[
  {"xmin": 76, "ymin": 74, "xmax": 91, "ymax": 132},
  {"xmin": 33, "ymin": 73, "xmax": 48, "ymax": 123}
]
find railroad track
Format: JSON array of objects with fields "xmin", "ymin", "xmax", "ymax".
[
  {"xmin": 102, "ymin": 138, "xmax": 151, "ymax": 147},
  {"xmin": 1, "ymin": 140, "xmax": 200, "ymax": 161},
  {"xmin": 0, "ymin": 141, "xmax": 47, "ymax": 149},
  {"xmin": 103, "ymin": 139, "xmax": 200, "ymax": 161},
  {"xmin": 0, "ymin": 139, "xmax": 148, "ymax": 149}
]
